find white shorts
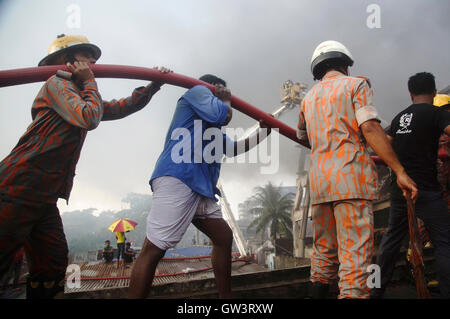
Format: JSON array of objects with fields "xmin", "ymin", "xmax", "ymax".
[{"xmin": 146, "ymin": 176, "xmax": 223, "ymax": 250}]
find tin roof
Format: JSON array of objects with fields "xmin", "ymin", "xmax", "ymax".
[{"xmin": 64, "ymin": 255, "xmax": 265, "ymax": 295}]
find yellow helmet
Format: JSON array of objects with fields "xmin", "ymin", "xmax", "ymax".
[
  {"xmin": 38, "ymin": 34, "xmax": 101, "ymax": 66},
  {"xmin": 434, "ymin": 94, "xmax": 450, "ymax": 107}
]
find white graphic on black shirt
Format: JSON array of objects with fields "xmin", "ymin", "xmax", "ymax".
[{"xmin": 396, "ymin": 113, "xmax": 413, "ymax": 134}]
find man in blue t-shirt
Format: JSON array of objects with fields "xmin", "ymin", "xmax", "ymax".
[
  {"xmin": 129, "ymin": 74, "xmax": 271, "ymax": 298},
  {"xmin": 371, "ymin": 72, "xmax": 450, "ymax": 299}
]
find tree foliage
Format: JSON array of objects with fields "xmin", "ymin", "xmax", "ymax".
[
  {"xmin": 62, "ymin": 192, "xmax": 209, "ymax": 253},
  {"xmin": 62, "ymin": 193, "xmax": 151, "ymax": 253},
  {"xmin": 242, "ymin": 182, "xmax": 294, "ymax": 239}
]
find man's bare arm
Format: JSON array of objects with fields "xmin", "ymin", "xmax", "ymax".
[{"xmin": 231, "ymin": 122, "xmax": 271, "ymax": 156}]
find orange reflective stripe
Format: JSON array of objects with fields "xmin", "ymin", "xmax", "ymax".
[
  {"xmin": 298, "ymin": 71, "xmax": 378, "ymax": 204},
  {"xmin": 310, "ymin": 200, "xmax": 373, "ymax": 298}
]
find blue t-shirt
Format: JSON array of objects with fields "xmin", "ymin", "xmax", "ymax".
[{"xmin": 150, "ymin": 85, "xmax": 235, "ymax": 200}]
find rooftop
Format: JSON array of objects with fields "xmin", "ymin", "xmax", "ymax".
[{"xmin": 64, "ymin": 252, "xmax": 265, "ymax": 296}]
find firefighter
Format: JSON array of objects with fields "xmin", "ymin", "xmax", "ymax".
[
  {"xmin": 0, "ymin": 34, "xmax": 170, "ymax": 299},
  {"xmin": 297, "ymin": 40, "xmax": 417, "ymax": 299}
]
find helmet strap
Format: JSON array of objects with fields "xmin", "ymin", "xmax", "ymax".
[{"xmin": 339, "ymin": 66, "xmax": 349, "ymax": 76}]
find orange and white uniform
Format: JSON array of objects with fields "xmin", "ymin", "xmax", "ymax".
[{"xmin": 297, "ymin": 70, "xmax": 380, "ymax": 298}]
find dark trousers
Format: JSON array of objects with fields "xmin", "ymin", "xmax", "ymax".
[
  {"xmin": 373, "ymin": 190, "xmax": 450, "ymax": 298},
  {"xmin": 0, "ymin": 197, "xmax": 68, "ymax": 298},
  {"xmin": 117, "ymin": 243, "xmax": 125, "ymax": 260},
  {"xmin": 103, "ymin": 252, "xmax": 113, "ymax": 263}
]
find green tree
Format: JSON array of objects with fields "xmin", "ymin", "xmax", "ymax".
[
  {"xmin": 245, "ymin": 182, "xmax": 294, "ymax": 239},
  {"xmin": 61, "ymin": 193, "xmax": 153, "ymax": 253}
]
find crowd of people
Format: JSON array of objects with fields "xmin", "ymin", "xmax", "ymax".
[{"xmin": 102, "ymin": 234, "xmax": 136, "ymax": 267}]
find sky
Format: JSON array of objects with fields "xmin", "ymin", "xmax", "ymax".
[{"xmin": 0, "ymin": 0, "xmax": 449, "ymax": 218}]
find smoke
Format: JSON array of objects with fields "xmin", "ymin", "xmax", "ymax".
[
  {"xmin": 0, "ymin": 0, "xmax": 448, "ymax": 218},
  {"xmin": 62, "ymin": 193, "xmax": 212, "ymax": 253}
]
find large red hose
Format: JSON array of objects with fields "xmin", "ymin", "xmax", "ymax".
[
  {"xmin": 0, "ymin": 65, "xmax": 447, "ymax": 164},
  {"xmin": 0, "ymin": 64, "xmax": 306, "ymax": 147}
]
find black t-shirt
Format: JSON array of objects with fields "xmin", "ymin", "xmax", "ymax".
[{"xmin": 388, "ymin": 103, "xmax": 450, "ymax": 198}]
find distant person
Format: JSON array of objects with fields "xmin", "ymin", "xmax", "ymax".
[
  {"xmin": 103, "ymin": 240, "xmax": 114, "ymax": 263},
  {"xmin": 115, "ymin": 232, "xmax": 126, "ymax": 268},
  {"xmin": 123, "ymin": 242, "xmax": 136, "ymax": 266},
  {"xmin": 129, "ymin": 74, "xmax": 271, "ymax": 298},
  {"xmin": 0, "ymin": 34, "xmax": 171, "ymax": 299},
  {"xmin": 371, "ymin": 72, "xmax": 450, "ymax": 299},
  {"xmin": 0, "ymin": 247, "xmax": 24, "ymax": 295},
  {"xmin": 297, "ymin": 40, "xmax": 417, "ymax": 299}
]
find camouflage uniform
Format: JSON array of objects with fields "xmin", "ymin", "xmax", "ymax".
[
  {"xmin": 297, "ymin": 70, "xmax": 379, "ymax": 298},
  {"xmin": 0, "ymin": 70, "xmax": 160, "ymax": 297}
]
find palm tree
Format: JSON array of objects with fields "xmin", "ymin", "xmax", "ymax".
[{"xmin": 244, "ymin": 182, "xmax": 294, "ymax": 239}]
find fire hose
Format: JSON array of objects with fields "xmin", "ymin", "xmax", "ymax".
[
  {"xmin": 406, "ymin": 195, "xmax": 431, "ymax": 299},
  {"xmin": 0, "ymin": 64, "xmax": 448, "ymax": 164},
  {"xmin": 0, "ymin": 64, "xmax": 304, "ymax": 146}
]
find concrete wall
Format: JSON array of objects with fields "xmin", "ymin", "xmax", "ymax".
[{"xmin": 274, "ymin": 255, "xmax": 311, "ymax": 270}]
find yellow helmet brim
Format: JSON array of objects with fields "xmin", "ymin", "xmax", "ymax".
[
  {"xmin": 38, "ymin": 35, "xmax": 101, "ymax": 66},
  {"xmin": 434, "ymin": 94, "xmax": 450, "ymax": 107}
]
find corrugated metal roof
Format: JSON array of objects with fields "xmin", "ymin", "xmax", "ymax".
[{"xmin": 64, "ymin": 255, "xmax": 264, "ymax": 294}]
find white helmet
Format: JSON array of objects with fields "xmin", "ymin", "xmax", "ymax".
[{"xmin": 310, "ymin": 40, "xmax": 354, "ymax": 80}]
